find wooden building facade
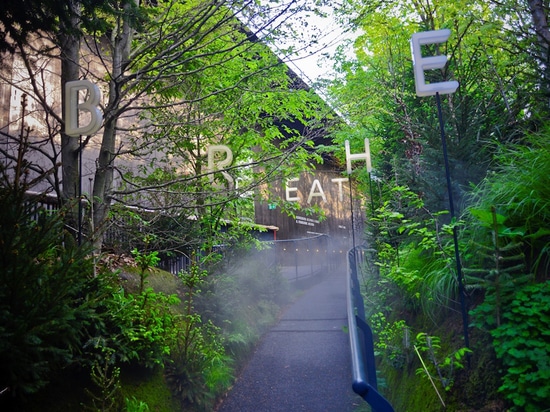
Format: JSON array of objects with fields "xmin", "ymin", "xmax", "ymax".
[{"xmin": 254, "ymin": 164, "xmax": 365, "ymax": 250}]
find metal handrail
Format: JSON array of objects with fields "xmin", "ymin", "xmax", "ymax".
[{"xmin": 347, "ymin": 246, "xmax": 394, "ymax": 411}]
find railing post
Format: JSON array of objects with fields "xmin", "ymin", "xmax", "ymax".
[
  {"xmin": 294, "ymin": 239, "xmax": 298, "ymax": 280},
  {"xmin": 347, "ymin": 245, "xmax": 394, "ymax": 412},
  {"xmin": 356, "ymin": 316, "xmax": 378, "ymax": 390}
]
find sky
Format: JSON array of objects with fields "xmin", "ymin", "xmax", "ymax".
[
  {"xmin": 284, "ymin": 11, "xmax": 354, "ymax": 84},
  {"xmin": 288, "ymin": 31, "xmax": 353, "ymax": 85},
  {"xmin": 251, "ymin": 1, "xmax": 357, "ymax": 86}
]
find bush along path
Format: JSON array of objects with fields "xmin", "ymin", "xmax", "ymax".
[{"xmin": 0, "ymin": 181, "xmax": 295, "ymax": 412}]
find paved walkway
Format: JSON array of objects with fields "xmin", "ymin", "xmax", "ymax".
[{"xmin": 216, "ymin": 268, "xmax": 360, "ymax": 412}]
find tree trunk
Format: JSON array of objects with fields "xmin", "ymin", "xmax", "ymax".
[
  {"xmin": 59, "ymin": 0, "xmax": 81, "ymax": 234},
  {"xmin": 528, "ymin": 0, "xmax": 550, "ymax": 45},
  {"xmin": 92, "ymin": 114, "xmax": 116, "ymax": 249},
  {"xmin": 92, "ymin": 0, "xmax": 136, "ymax": 249},
  {"xmin": 528, "ymin": 0, "xmax": 550, "ymax": 111}
]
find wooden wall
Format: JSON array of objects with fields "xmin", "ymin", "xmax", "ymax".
[{"xmin": 254, "ymin": 165, "xmax": 365, "ymax": 249}]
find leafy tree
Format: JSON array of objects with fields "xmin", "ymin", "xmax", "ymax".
[
  {"xmin": 115, "ymin": 20, "xmax": 331, "ymax": 251},
  {"xmin": 490, "ymin": 0, "xmax": 550, "ymax": 121},
  {"xmin": 1, "ymin": 0, "xmax": 336, "ymax": 251},
  {"xmin": 328, "ymin": 0, "xmax": 538, "ymax": 215},
  {"xmin": 0, "ymin": 0, "xmax": 113, "ymax": 52}
]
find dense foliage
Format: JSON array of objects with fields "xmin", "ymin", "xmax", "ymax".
[
  {"xmin": 0, "ymin": 161, "xmax": 291, "ymax": 411},
  {"xmin": 464, "ymin": 133, "xmax": 550, "ymax": 410},
  {"xmin": 489, "ymin": 281, "xmax": 550, "ymax": 411},
  {"xmin": 2, "ymin": 0, "xmax": 550, "ymax": 410},
  {"xmin": 323, "ymin": 0, "xmax": 550, "ymax": 409},
  {"xmin": 0, "ymin": 186, "xmax": 96, "ymax": 396},
  {"xmin": 0, "ymin": 163, "xmax": 180, "ymax": 408}
]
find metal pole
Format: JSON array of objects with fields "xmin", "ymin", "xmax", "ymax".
[
  {"xmin": 435, "ymin": 92, "xmax": 470, "ymax": 351},
  {"xmin": 78, "ymin": 134, "xmax": 82, "ymax": 246},
  {"xmin": 349, "ymin": 178, "xmax": 356, "ymax": 250},
  {"xmin": 368, "ymin": 172, "xmax": 375, "ymax": 216},
  {"xmin": 294, "ymin": 239, "xmax": 298, "ymax": 280}
]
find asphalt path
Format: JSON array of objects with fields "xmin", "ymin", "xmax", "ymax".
[{"xmin": 216, "ymin": 269, "xmax": 360, "ymax": 412}]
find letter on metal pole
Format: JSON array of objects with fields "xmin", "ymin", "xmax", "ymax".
[
  {"xmin": 411, "ymin": 29, "xmax": 470, "ymax": 354},
  {"xmin": 65, "ymin": 80, "xmax": 103, "ymax": 137},
  {"xmin": 207, "ymin": 145, "xmax": 234, "ymax": 189},
  {"xmin": 345, "ymin": 139, "xmax": 372, "ymax": 175},
  {"xmin": 410, "ymin": 29, "xmax": 459, "ymax": 97}
]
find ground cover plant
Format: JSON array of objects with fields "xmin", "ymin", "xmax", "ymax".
[{"xmin": 463, "ymin": 133, "xmax": 550, "ymax": 411}]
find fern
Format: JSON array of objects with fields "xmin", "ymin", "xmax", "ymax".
[
  {"xmin": 465, "ymin": 134, "xmax": 550, "ymax": 280},
  {"xmin": 465, "ymin": 206, "xmax": 531, "ymax": 327}
]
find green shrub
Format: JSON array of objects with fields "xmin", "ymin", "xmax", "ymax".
[
  {"xmin": 165, "ymin": 264, "xmax": 234, "ymax": 410},
  {"xmin": 465, "ymin": 206, "xmax": 531, "ymax": 328},
  {"xmin": 464, "ymin": 134, "xmax": 550, "ymax": 278},
  {"xmin": 90, "ymin": 286, "xmax": 181, "ymax": 368},
  {"xmin": 462, "ymin": 135, "xmax": 550, "ymax": 410},
  {"xmin": 124, "ymin": 396, "xmax": 150, "ymax": 412},
  {"xmin": 83, "ymin": 347, "xmax": 122, "ymax": 412},
  {"xmin": 490, "ymin": 281, "xmax": 550, "ymax": 411},
  {"xmin": 0, "ymin": 187, "xmax": 100, "ymax": 397},
  {"xmin": 371, "ymin": 184, "xmax": 460, "ymax": 318},
  {"xmin": 414, "ymin": 332, "xmax": 470, "ymax": 392},
  {"xmin": 370, "ymin": 312, "xmax": 408, "ymax": 369}
]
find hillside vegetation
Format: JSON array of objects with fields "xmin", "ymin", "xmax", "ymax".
[
  {"xmin": 0, "ymin": 179, "xmax": 296, "ymax": 411},
  {"xmin": 326, "ymin": 1, "xmax": 550, "ymax": 409},
  {"xmin": 357, "ymin": 134, "xmax": 550, "ymax": 411}
]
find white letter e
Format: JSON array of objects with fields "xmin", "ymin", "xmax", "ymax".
[{"xmin": 410, "ymin": 29, "xmax": 459, "ymax": 97}]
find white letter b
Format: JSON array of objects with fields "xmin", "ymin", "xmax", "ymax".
[{"xmin": 65, "ymin": 80, "xmax": 103, "ymax": 137}]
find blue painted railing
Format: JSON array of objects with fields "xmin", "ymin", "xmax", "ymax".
[{"xmin": 347, "ymin": 246, "xmax": 394, "ymax": 411}]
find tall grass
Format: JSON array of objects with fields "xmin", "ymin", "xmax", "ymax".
[{"xmin": 464, "ymin": 133, "xmax": 550, "ymax": 278}]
